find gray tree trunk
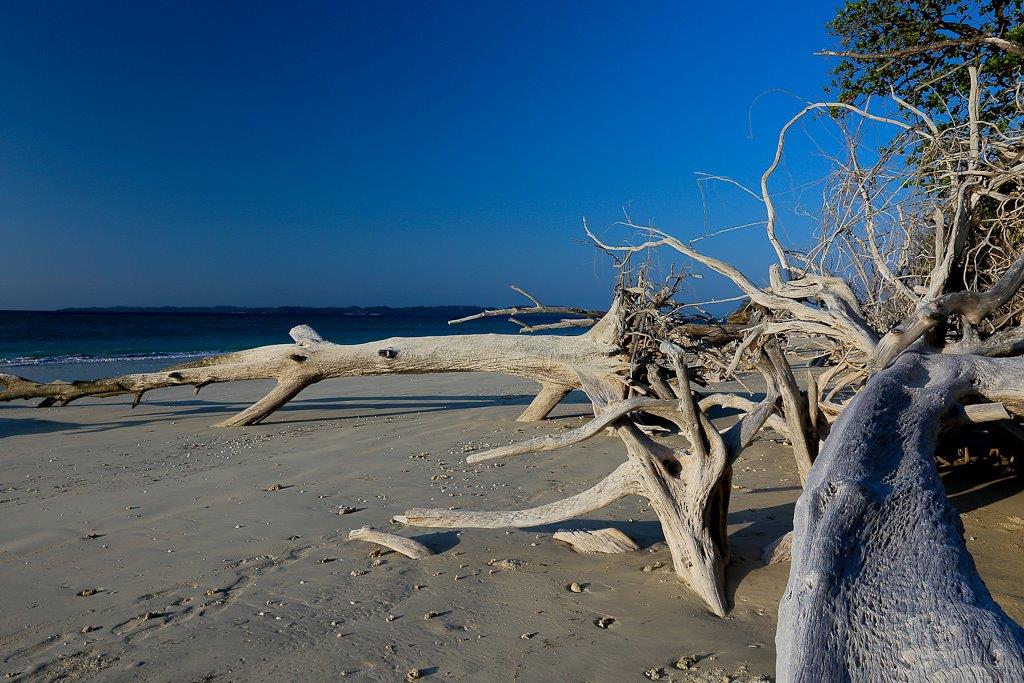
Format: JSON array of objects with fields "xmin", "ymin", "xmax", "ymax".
[{"xmin": 777, "ymin": 351, "xmax": 1024, "ymax": 681}]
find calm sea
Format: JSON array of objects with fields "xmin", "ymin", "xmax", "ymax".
[{"xmin": 0, "ymin": 309, "xmax": 570, "ymax": 375}]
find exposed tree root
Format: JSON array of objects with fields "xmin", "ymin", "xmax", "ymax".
[{"xmin": 399, "ymin": 344, "xmax": 794, "ymax": 617}]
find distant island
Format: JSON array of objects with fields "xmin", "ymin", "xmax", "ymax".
[{"xmin": 58, "ymin": 305, "xmax": 494, "ymax": 318}]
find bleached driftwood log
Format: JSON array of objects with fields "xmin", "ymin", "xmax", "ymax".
[
  {"xmin": 0, "ymin": 310, "xmax": 628, "ymax": 427},
  {"xmin": 870, "ymin": 256, "xmax": 1024, "ymax": 371},
  {"xmin": 348, "ymin": 526, "xmax": 434, "ymax": 559},
  {"xmin": 777, "ymin": 351, "xmax": 1024, "ymax": 680},
  {"xmin": 0, "ymin": 277, "xmax": 752, "ymax": 429}
]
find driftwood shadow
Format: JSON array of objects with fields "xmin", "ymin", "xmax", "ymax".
[
  {"xmin": 941, "ymin": 461, "xmax": 1024, "ymax": 515},
  {"xmin": 0, "ymin": 389, "xmax": 593, "ymax": 432},
  {"xmin": 0, "ymin": 417, "xmax": 93, "ymax": 438},
  {"xmin": 409, "ymin": 530, "xmax": 461, "ymax": 554}
]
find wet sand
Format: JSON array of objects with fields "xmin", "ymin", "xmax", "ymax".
[{"xmin": 1, "ymin": 371, "xmax": 1021, "ymax": 681}]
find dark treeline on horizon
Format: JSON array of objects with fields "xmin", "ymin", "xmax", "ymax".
[{"xmin": 49, "ymin": 305, "xmax": 491, "ymax": 317}]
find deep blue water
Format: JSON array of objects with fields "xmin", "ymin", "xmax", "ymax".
[{"xmin": 0, "ymin": 309, "xmax": 570, "ymax": 368}]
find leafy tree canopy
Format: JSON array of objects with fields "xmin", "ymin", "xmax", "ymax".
[{"xmin": 826, "ymin": 1, "xmax": 1024, "ymax": 121}]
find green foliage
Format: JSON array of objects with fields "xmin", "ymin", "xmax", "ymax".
[{"xmin": 827, "ymin": 1, "xmax": 1024, "ymax": 121}]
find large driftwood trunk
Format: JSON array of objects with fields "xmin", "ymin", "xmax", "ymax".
[
  {"xmin": 0, "ymin": 322, "xmax": 625, "ymax": 427},
  {"xmin": 777, "ymin": 351, "xmax": 1024, "ymax": 681}
]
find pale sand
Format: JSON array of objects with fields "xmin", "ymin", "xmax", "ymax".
[{"xmin": 1, "ymin": 372, "xmax": 1021, "ymax": 681}]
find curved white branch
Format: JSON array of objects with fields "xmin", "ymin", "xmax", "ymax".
[{"xmin": 397, "ymin": 460, "xmax": 638, "ymax": 529}]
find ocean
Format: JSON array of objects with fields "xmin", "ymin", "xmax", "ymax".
[{"xmin": 0, "ymin": 308, "xmax": 578, "ymax": 381}]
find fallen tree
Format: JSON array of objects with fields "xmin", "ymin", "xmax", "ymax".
[
  {"xmin": 0, "ymin": 315, "xmax": 628, "ymax": 426},
  {"xmin": 0, "ymin": 272, "xmax": 746, "ymax": 426}
]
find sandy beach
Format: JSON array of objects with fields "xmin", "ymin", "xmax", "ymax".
[{"xmin": 1, "ymin": 371, "xmax": 1022, "ymax": 682}]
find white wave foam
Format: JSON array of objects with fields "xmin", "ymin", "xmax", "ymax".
[{"xmin": 0, "ymin": 350, "xmax": 223, "ymax": 367}]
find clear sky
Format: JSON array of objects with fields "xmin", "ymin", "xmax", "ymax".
[{"xmin": 1, "ymin": 1, "xmax": 846, "ymax": 310}]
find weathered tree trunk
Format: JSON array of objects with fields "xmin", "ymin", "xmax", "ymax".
[
  {"xmin": 0, "ymin": 320, "xmax": 626, "ymax": 427},
  {"xmin": 777, "ymin": 350, "xmax": 1024, "ymax": 681}
]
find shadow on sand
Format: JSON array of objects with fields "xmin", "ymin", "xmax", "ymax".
[{"xmin": 0, "ymin": 389, "xmax": 594, "ymax": 436}]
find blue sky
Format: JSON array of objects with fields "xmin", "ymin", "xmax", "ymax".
[{"xmin": 1, "ymin": 1, "xmax": 846, "ymax": 310}]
